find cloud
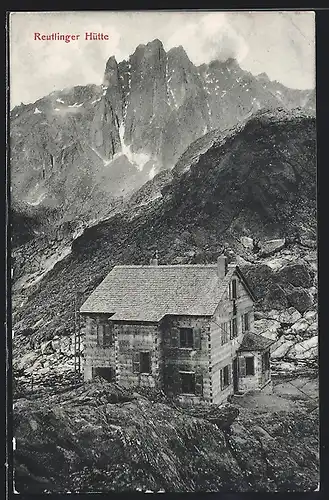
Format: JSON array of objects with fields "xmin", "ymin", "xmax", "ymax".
[{"xmin": 166, "ymin": 13, "xmax": 249, "ymax": 65}]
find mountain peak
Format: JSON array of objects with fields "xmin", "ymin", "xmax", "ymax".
[
  {"xmin": 105, "ymin": 55, "xmax": 118, "ymax": 71},
  {"xmin": 257, "ymin": 72, "xmax": 270, "ymax": 81},
  {"xmin": 167, "ymin": 45, "xmax": 192, "ymax": 66}
]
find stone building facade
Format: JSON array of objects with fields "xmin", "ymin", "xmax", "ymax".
[{"xmin": 80, "ymin": 256, "xmax": 273, "ymax": 404}]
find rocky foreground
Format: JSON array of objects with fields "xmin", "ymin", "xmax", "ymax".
[{"xmin": 13, "ymin": 378, "xmax": 319, "ymax": 494}]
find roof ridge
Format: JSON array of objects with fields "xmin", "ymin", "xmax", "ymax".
[{"xmin": 113, "ymin": 264, "xmax": 236, "ymax": 268}]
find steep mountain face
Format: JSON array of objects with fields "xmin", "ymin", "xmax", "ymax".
[{"xmin": 11, "ymin": 39, "xmax": 315, "ymax": 233}]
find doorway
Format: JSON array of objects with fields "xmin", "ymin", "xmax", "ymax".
[
  {"xmin": 92, "ymin": 366, "xmax": 115, "ymax": 382},
  {"xmin": 232, "ymin": 358, "xmax": 239, "ymax": 393}
]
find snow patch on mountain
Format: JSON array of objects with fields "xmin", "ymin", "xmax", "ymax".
[{"xmin": 118, "ymin": 122, "xmax": 150, "ymax": 171}]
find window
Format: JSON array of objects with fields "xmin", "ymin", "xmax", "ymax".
[
  {"xmin": 242, "ymin": 312, "xmax": 250, "ymax": 333},
  {"xmin": 220, "ymin": 364, "xmax": 231, "ymax": 390},
  {"xmin": 103, "ymin": 324, "xmax": 113, "ymax": 346},
  {"xmin": 221, "ymin": 322, "xmax": 229, "ymax": 345},
  {"xmin": 180, "ymin": 327, "xmax": 194, "ymax": 348},
  {"xmin": 230, "ymin": 317, "xmax": 238, "ymax": 339},
  {"xmin": 140, "ymin": 352, "xmax": 151, "ymax": 373},
  {"xmin": 245, "ymin": 356, "xmax": 255, "ymax": 376},
  {"xmin": 229, "ymin": 279, "xmax": 237, "ymax": 300},
  {"xmin": 133, "ymin": 351, "xmax": 151, "ymax": 374},
  {"xmin": 180, "ymin": 372, "xmax": 196, "ymax": 394},
  {"xmin": 262, "ymin": 351, "xmax": 270, "ymax": 373},
  {"xmin": 97, "ymin": 322, "xmax": 114, "ymax": 346}
]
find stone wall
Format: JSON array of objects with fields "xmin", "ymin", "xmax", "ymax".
[
  {"xmin": 161, "ymin": 315, "xmax": 211, "ymax": 403},
  {"xmin": 82, "ymin": 314, "xmax": 116, "ymax": 381},
  {"xmin": 210, "ymin": 271, "xmax": 254, "ymax": 404},
  {"xmin": 114, "ymin": 321, "xmax": 160, "ymax": 388}
]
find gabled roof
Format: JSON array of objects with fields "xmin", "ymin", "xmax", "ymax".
[
  {"xmin": 80, "ymin": 263, "xmax": 255, "ymax": 322},
  {"xmin": 238, "ymin": 332, "xmax": 274, "ymax": 352}
]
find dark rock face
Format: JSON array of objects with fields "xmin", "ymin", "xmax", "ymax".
[
  {"xmin": 276, "ymin": 264, "xmax": 314, "ymax": 289},
  {"xmin": 286, "ymin": 288, "xmax": 313, "ymax": 313}
]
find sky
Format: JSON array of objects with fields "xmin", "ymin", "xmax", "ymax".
[{"xmin": 9, "ymin": 10, "xmax": 315, "ymax": 108}]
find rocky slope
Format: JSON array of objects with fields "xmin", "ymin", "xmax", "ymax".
[
  {"xmin": 13, "ymin": 380, "xmax": 319, "ymax": 493},
  {"xmin": 12, "ymin": 111, "xmax": 317, "ymax": 386},
  {"xmin": 11, "ymin": 109, "xmax": 318, "ymax": 493}
]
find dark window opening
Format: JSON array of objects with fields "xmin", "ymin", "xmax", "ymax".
[
  {"xmin": 180, "ymin": 327, "xmax": 194, "ymax": 348},
  {"xmin": 92, "ymin": 367, "xmax": 114, "ymax": 382},
  {"xmin": 262, "ymin": 351, "xmax": 270, "ymax": 372},
  {"xmin": 180, "ymin": 372, "xmax": 196, "ymax": 394},
  {"xmin": 220, "ymin": 364, "xmax": 231, "ymax": 390},
  {"xmin": 242, "ymin": 312, "xmax": 250, "ymax": 332},
  {"xmin": 245, "ymin": 356, "xmax": 255, "ymax": 376},
  {"xmin": 230, "ymin": 317, "xmax": 238, "ymax": 339},
  {"xmin": 140, "ymin": 351, "xmax": 151, "ymax": 374},
  {"xmin": 229, "ymin": 279, "xmax": 237, "ymax": 300}
]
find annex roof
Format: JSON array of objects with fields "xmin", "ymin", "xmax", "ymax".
[{"xmin": 238, "ymin": 331, "xmax": 274, "ymax": 352}]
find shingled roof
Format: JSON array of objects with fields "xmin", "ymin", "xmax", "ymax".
[
  {"xmin": 238, "ymin": 332, "xmax": 274, "ymax": 352},
  {"xmin": 80, "ymin": 264, "xmax": 253, "ymax": 322}
]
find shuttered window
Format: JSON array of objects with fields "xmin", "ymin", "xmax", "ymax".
[
  {"xmin": 262, "ymin": 351, "xmax": 270, "ymax": 372},
  {"xmin": 96, "ymin": 323, "xmax": 114, "ymax": 347},
  {"xmin": 193, "ymin": 328, "xmax": 202, "ymax": 350},
  {"xmin": 180, "ymin": 372, "xmax": 196, "ymax": 394},
  {"xmin": 132, "ymin": 351, "xmax": 140, "ymax": 373},
  {"xmin": 132, "ymin": 351, "xmax": 151, "ymax": 374},
  {"xmin": 220, "ymin": 364, "xmax": 231, "ymax": 390},
  {"xmin": 230, "ymin": 317, "xmax": 238, "ymax": 339},
  {"xmin": 242, "ymin": 313, "xmax": 250, "ymax": 333},
  {"xmin": 178, "ymin": 327, "xmax": 202, "ymax": 349},
  {"xmin": 180, "ymin": 328, "xmax": 193, "ymax": 348},
  {"xmin": 239, "ymin": 357, "xmax": 246, "ymax": 377},
  {"xmin": 221, "ymin": 322, "xmax": 229, "ymax": 345},
  {"xmin": 96, "ymin": 323, "xmax": 104, "ymax": 346},
  {"xmin": 103, "ymin": 323, "xmax": 114, "ymax": 346}
]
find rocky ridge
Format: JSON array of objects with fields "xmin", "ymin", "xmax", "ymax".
[{"xmin": 11, "ymin": 40, "xmax": 315, "ymax": 231}]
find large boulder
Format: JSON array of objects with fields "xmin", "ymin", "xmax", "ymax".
[
  {"xmin": 275, "ymin": 263, "xmax": 314, "ymax": 289},
  {"xmin": 264, "ymin": 283, "xmax": 289, "ymax": 310},
  {"xmin": 271, "ymin": 340, "xmax": 295, "ymax": 359},
  {"xmin": 259, "ymin": 239, "xmax": 286, "ymax": 257},
  {"xmin": 287, "ymin": 288, "xmax": 313, "ymax": 314}
]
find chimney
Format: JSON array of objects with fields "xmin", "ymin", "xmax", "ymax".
[
  {"xmin": 149, "ymin": 249, "xmax": 159, "ymax": 266},
  {"xmin": 217, "ymin": 254, "xmax": 228, "ymax": 278}
]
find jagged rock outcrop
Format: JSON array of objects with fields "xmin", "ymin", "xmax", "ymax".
[{"xmin": 13, "ymin": 380, "xmax": 318, "ymax": 493}]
